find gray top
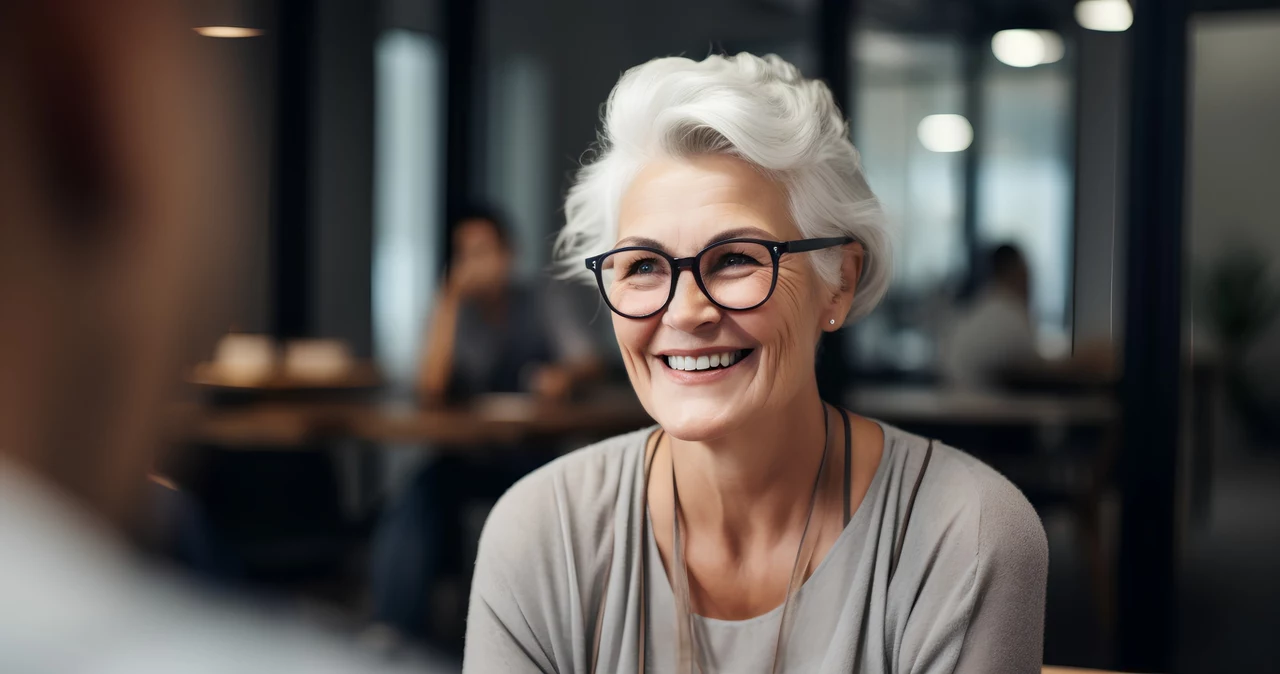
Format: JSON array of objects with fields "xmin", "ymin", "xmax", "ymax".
[{"xmin": 464, "ymin": 423, "xmax": 1048, "ymax": 674}]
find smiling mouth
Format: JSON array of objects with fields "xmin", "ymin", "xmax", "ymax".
[{"xmin": 660, "ymin": 349, "xmax": 754, "ymax": 372}]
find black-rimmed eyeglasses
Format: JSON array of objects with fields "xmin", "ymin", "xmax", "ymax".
[{"xmin": 583, "ymin": 236, "xmax": 854, "ymax": 319}]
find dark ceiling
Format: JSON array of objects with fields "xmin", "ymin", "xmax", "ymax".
[{"xmin": 855, "ymin": 0, "xmax": 1280, "ymax": 34}]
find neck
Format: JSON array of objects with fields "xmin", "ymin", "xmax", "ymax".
[{"xmin": 668, "ymin": 385, "xmax": 829, "ymax": 547}]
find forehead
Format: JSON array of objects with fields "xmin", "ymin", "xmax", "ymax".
[{"xmin": 617, "ymin": 155, "xmax": 798, "ymax": 249}]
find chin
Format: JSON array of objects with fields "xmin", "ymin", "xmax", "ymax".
[{"xmin": 647, "ymin": 393, "xmax": 749, "ymax": 442}]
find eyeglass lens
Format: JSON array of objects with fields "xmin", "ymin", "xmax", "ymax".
[{"xmin": 598, "ymin": 240, "xmax": 774, "ymax": 317}]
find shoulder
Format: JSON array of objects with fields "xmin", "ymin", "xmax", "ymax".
[
  {"xmin": 468, "ymin": 428, "xmax": 650, "ymax": 656},
  {"xmin": 485, "ymin": 427, "xmax": 648, "ymax": 534},
  {"xmin": 475, "ymin": 427, "xmax": 650, "ymax": 582},
  {"xmin": 881, "ymin": 424, "xmax": 1047, "ymax": 576}
]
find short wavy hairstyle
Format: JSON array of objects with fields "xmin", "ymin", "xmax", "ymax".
[{"xmin": 554, "ymin": 52, "xmax": 891, "ymax": 324}]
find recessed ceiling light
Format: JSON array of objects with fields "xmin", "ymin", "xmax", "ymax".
[
  {"xmin": 1075, "ymin": 0, "xmax": 1133, "ymax": 32},
  {"xmin": 992, "ymin": 30, "xmax": 1065, "ymax": 68},
  {"xmin": 194, "ymin": 26, "xmax": 264, "ymax": 38},
  {"xmin": 918, "ymin": 114, "xmax": 974, "ymax": 153}
]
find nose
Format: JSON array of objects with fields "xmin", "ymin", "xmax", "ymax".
[{"xmin": 662, "ymin": 268, "xmax": 721, "ymax": 333}]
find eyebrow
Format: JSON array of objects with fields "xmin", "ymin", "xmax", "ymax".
[
  {"xmin": 614, "ymin": 226, "xmax": 778, "ymax": 253},
  {"xmin": 705, "ymin": 226, "xmax": 775, "ymax": 246}
]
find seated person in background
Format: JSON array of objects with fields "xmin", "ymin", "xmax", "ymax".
[
  {"xmin": 417, "ymin": 209, "xmax": 601, "ymax": 402},
  {"xmin": 0, "ymin": 2, "xmax": 434, "ymax": 672},
  {"xmin": 943, "ymin": 244, "xmax": 1113, "ymax": 390},
  {"xmin": 371, "ymin": 210, "xmax": 600, "ymax": 645},
  {"xmin": 942, "ymin": 244, "xmax": 1039, "ymax": 389}
]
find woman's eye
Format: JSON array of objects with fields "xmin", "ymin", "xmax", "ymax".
[
  {"xmin": 716, "ymin": 253, "xmax": 760, "ymax": 269},
  {"xmin": 628, "ymin": 258, "xmax": 660, "ymax": 276}
]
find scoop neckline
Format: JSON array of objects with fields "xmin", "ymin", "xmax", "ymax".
[{"xmin": 641, "ymin": 420, "xmax": 896, "ymax": 627}]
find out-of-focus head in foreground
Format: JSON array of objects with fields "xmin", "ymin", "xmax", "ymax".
[
  {"xmin": 0, "ymin": 0, "xmax": 241, "ymax": 525},
  {"xmin": 0, "ymin": 5, "xmax": 440, "ymax": 673},
  {"xmin": 558, "ymin": 53, "xmax": 890, "ymax": 441}
]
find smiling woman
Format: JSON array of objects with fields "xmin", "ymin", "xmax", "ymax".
[{"xmin": 463, "ymin": 53, "xmax": 1048, "ymax": 674}]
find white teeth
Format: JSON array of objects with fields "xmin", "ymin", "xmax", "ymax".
[{"xmin": 665, "ymin": 350, "xmax": 743, "ymax": 371}]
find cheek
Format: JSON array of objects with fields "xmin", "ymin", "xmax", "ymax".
[
  {"xmin": 612, "ymin": 315, "xmax": 656, "ymax": 370},
  {"xmin": 761, "ymin": 270, "xmax": 822, "ymax": 365}
]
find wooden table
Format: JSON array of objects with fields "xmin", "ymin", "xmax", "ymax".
[
  {"xmin": 172, "ymin": 390, "xmax": 654, "ymax": 449},
  {"xmin": 177, "ymin": 385, "xmax": 1118, "ymax": 448},
  {"xmin": 1043, "ymin": 668, "xmax": 1137, "ymax": 674}
]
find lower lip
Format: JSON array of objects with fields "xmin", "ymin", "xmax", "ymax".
[{"xmin": 657, "ymin": 350, "xmax": 756, "ymax": 384}]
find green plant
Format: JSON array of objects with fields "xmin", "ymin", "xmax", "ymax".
[
  {"xmin": 1197, "ymin": 246, "xmax": 1280, "ymax": 443},
  {"xmin": 1198, "ymin": 248, "xmax": 1280, "ymax": 353}
]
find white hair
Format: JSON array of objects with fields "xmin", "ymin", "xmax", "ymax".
[{"xmin": 554, "ymin": 52, "xmax": 891, "ymax": 323}]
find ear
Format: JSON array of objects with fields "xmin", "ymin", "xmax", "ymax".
[{"xmin": 823, "ymin": 241, "xmax": 864, "ymax": 331}]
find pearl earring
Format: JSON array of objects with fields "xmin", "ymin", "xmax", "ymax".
[{"xmin": 829, "ymin": 319, "xmax": 836, "ymax": 325}]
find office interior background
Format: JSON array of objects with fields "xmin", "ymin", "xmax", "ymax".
[{"xmin": 142, "ymin": 0, "xmax": 1280, "ymax": 671}]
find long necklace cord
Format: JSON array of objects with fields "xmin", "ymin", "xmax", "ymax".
[{"xmin": 667, "ymin": 402, "xmax": 832, "ymax": 674}]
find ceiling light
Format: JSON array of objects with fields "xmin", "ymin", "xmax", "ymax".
[
  {"xmin": 194, "ymin": 26, "xmax": 264, "ymax": 38},
  {"xmin": 918, "ymin": 114, "xmax": 973, "ymax": 153},
  {"xmin": 992, "ymin": 30, "xmax": 1044, "ymax": 67},
  {"xmin": 992, "ymin": 29, "xmax": 1065, "ymax": 67},
  {"xmin": 1075, "ymin": 0, "xmax": 1133, "ymax": 32}
]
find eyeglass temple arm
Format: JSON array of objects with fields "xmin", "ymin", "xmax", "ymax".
[{"xmin": 780, "ymin": 236, "xmax": 856, "ymax": 254}]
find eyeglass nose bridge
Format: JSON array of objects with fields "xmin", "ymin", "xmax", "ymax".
[
  {"xmin": 667, "ymin": 255, "xmax": 703, "ymax": 298},
  {"xmin": 663, "ymin": 254, "xmax": 717, "ymax": 316},
  {"xmin": 670, "ymin": 256, "xmax": 699, "ymax": 273}
]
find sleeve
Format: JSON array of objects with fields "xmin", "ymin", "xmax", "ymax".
[
  {"xmin": 948, "ymin": 485, "xmax": 1048, "ymax": 673},
  {"xmin": 463, "ymin": 483, "xmax": 561, "ymax": 674},
  {"xmin": 896, "ymin": 460, "xmax": 1049, "ymax": 674},
  {"xmin": 464, "ymin": 562, "xmax": 556, "ymax": 674}
]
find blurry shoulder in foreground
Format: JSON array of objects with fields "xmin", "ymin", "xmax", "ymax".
[{"xmin": 0, "ymin": 1, "xmax": 451, "ymax": 672}]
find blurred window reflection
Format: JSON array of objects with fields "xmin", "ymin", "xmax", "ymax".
[
  {"xmin": 848, "ymin": 30, "xmax": 1076, "ymax": 374},
  {"xmin": 851, "ymin": 31, "xmax": 966, "ymax": 375},
  {"xmin": 978, "ymin": 59, "xmax": 1075, "ymax": 357},
  {"xmin": 373, "ymin": 30, "xmax": 444, "ymax": 387},
  {"xmin": 855, "ymin": 31, "xmax": 967, "ymax": 294},
  {"xmin": 481, "ymin": 54, "xmax": 552, "ymax": 281}
]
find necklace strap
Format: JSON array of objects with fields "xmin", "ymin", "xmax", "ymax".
[
  {"xmin": 840, "ymin": 407, "xmax": 853, "ymax": 527},
  {"xmin": 667, "ymin": 402, "xmax": 832, "ymax": 674},
  {"xmin": 640, "ymin": 430, "xmax": 662, "ymax": 674},
  {"xmin": 889, "ymin": 439, "xmax": 934, "ymax": 582},
  {"xmin": 669, "ymin": 448, "xmax": 696, "ymax": 673},
  {"xmin": 770, "ymin": 403, "xmax": 831, "ymax": 672}
]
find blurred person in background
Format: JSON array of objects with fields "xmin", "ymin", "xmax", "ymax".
[
  {"xmin": 463, "ymin": 53, "xmax": 1048, "ymax": 673},
  {"xmin": 370, "ymin": 209, "xmax": 601, "ymax": 644},
  {"xmin": 942, "ymin": 244, "xmax": 1038, "ymax": 389},
  {"xmin": 943, "ymin": 243, "xmax": 1114, "ymax": 390},
  {"xmin": 417, "ymin": 208, "xmax": 601, "ymax": 402},
  {"xmin": 0, "ymin": 2, "xmax": 438, "ymax": 671}
]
